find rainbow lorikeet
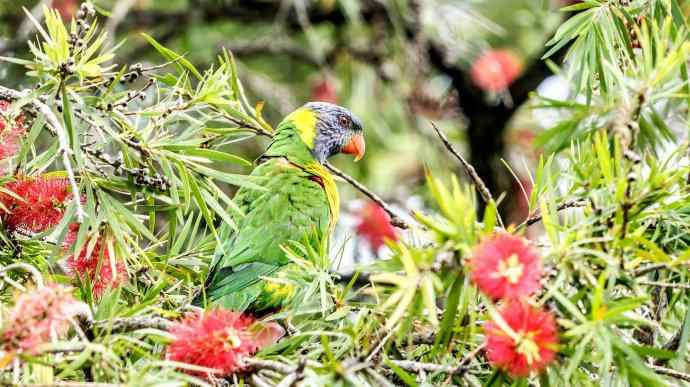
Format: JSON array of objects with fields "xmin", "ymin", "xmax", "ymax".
[{"xmin": 196, "ymin": 102, "xmax": 365, "ymax": 312}]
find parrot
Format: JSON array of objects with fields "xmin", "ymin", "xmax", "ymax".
[{"xmin": 195, "ymin": 102, "xmax": 365, "ymax": 313}]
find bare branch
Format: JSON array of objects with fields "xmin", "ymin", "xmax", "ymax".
[
  {"xmin": 430, "ymin": 121, "xmax": 503, "ymax": 228},
  {"xmin": 639, "ymin": 281, "xmax": 690, "ymax": 290},
  {"xmin": 324, "ymin": 162, "xmax": 410, "ymax": 229},
  {"xmin": 243, "ymin": 358, "xmax": 297, "ymax": 374},
  {"xmin": 634, "ymin": 263, "xmax": 669, "ymax": 277},
  {"xmin": 89, "ymin": 316, "xmax": 173, "ymax": 333},
  {"xmin": 517, "ymin": 199, "xmax": 587, "ymax": 229},
  {"xmin": 650, "ymin": 364, "xmax": 690, "ymax": 382}
]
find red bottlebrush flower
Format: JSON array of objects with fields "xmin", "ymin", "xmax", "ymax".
[
  {"xmin": 355, "ymin": 202, "xmax": 398, "ymax": 251},
  {"xmin": 0, "ymin": 99, "xmax": 27, "ymax": 161},
  {"xmin": 311, "ymin": 77, "xmax": 338, "ymax": 104},
  {"xmin": 64, "ymin": 223, "xmax": 128, "ymax": 298},
  {"xmin": 2, "ymin": 283, "xmax": 87, "ymax": 354},
  {"xmin": 166, "ymin": 309, "xmax": 263, "ymax": 377},
  {"xmin": 0, "ymin": 176, "xmax": 72, "ymax": 233},
  {"xmin": 484, "ymin": 300, "xmax": 558, "ymax": 377},
  {"xmin": 470, "ymin": 233, "xmax": 541, "ymax": 300},
  {"xmin": 53, "ymin": 0, "xmax": 79, "ymax": 20},
  {"xmin": 470, "ymin": 49, "xmax": 523, "ymax": 93}
]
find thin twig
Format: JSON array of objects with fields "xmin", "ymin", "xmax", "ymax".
[
  {"xmin": 324, "ymin": 162, "xmax": 410, "ymax": 229},
  {"xmin": 634, "ymin": 263, "xmax": 669, "ymax": 277},
  {"xmin": 365, "ymin": 327, "xmax": 397, "ymax": 363},
  {"xmin": 447, "ymin": 343, "xmax": 486, "ymax": 380},
  {"xmin": 275, "ymin": 360, "xmax": 306, "ymax": 387},
  {"xmin": 639, "ymin": 280, "xmax": 690, "ymax": 290},
  {"xmin": 388, "ymin": 359, "xmax": 472, "ymax": 375},
  {"xmin": 430, "ymin": 121, "xmax": 503, "ymax": 228},
  {"xmin": 518, "ymin": 199, "xmax": 587, "ymax": 229},
  {"xmin": 89, "ymin": 316, "xmax": 173, "ymax": 332},
  {"xmin": 649, "ymin": 364, "xmax": 690, "ymax": 382},
  {"xmin": 243, "ymin": 358, "xmax": 296, "ymax": 374},
  {"xmin": 0, "ymin": 262, "xmax": 44, "ymax": 288}
]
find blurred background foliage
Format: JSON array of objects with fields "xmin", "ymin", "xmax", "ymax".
[{"xmin": 1, "ymin": 0, "xmax": 565, "ymax": 228}]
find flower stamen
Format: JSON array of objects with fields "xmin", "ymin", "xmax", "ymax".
[{"xmin": 493, "ymin": 253, "xmax": 525, "ymax": 284}]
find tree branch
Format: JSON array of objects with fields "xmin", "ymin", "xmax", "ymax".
[
  {"xmin": 324, "ymin": 162, "xmax": 410, "ymax": 229},
  {"xmin": 517, "ymin": 199, "xmax": 587, "ymax": 229},
  {"xmin": 650, "ymin": 364, "xmax": 690, "ymax": 382},
  {"xmin": 430, "ymin": 121, "xmax": 503, "ymax": 228},
  {"xmin": 88, "ymin": 316, "xmax": 174, "ymax": 333}
]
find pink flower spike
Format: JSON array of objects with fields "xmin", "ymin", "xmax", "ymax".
[
  {"xmin": 484, "ymin": 300, "xmax": 558, "ymax": 377},
  {"xmin": 166, "ymin": 309, "xmax": 267, "ymax": 378},
  {"xmin": 63, "ymin": 223, "xmax": 128, "ymax": 298},
  {"xmin": 470, "ymin": 233, "xmax": 542, "ymax": 301},
  {"xmin": 0, "ymin": 176, "xmax": 72, "ymax": 233},
  {"xmin": 470, "ymin": 49, "xmax": 523, "ymax": 93},
  {"xmin": 2, "ymin": 284, "xmax": 88, "ymax": 354}
]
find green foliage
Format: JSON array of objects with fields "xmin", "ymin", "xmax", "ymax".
[{"xmin": 2, "ymin": 1, "xmax": 690, "ymax": 386}]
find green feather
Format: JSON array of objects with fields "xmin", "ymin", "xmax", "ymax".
[{"xmin": 198, "ymin": 115, "xmax": 333, "ymax": 312}]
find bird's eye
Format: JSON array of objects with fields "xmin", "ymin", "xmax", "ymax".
[{"xmin": 338, "ymin": 115, "xmax": 350, "ymax": 127}]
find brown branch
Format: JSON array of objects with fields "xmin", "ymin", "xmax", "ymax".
[
  {"xmin": 387, "ymin": 359, "xmax": 474, "ymax": 375},
  {"xmin": 445, "ymin": 343, "xmax": 486, "ymax": 381},
  {"xmin": 650, "ymin": 364, "xmax": 690, "ymax": 382},
  {"xmin": 324, "ymin": 162, "xmax": 410, "ymax": 229},
  {"xmin": 430, "ymin": 121, "xmax": 503, "ymax": 228},
  {"xmin": 243, "ymin": 358, "xmax": 297, "ymax": 374},
  {"xmin": 242, "ymin": 355, "xmax": 481, "ymax": 381},
  {"xmin": 634, "ymin": 263, "xmax": 669, "ymax": 277},
  {"xmin": 88, "ymin": 316, "xmax": 174, "ymax": 333},
  {"xmin": 517, "ymin": 199, "xmax": 588, "ymax": 229},
  {"xmin": 639, "ymin": 280, "xmax": 690, "ymax": 290}
]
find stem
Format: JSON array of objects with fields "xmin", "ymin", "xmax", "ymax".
[
  {"xmin": 430, "ymin": 122, "xmax": 503, "ymax": 228},
  {"xmin": 650, "ymin": 364, "xmax": 690, "ymax": 382},
  {"xmin": 517, "ymin": 199, "xmax": 587, "ymax": 229},
  {"xmin": 88, "ymin": 316, "xmax": 173, "ymax": 332},
  {"xmin": 0, "ymin": 262, "xmax": 44, "ymax": 288},
  {"xmin": 324, "ymin": 162, "xmax": 410, "ymax": 230}
]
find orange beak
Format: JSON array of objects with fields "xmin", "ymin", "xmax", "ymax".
[{"xmin": 341, "ymin": 133, "xmax": 365, "ymax": 162}]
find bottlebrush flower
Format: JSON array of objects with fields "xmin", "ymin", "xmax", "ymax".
[
  {"xmin": 356, "ymin": 202, "xmax": 398, "ymax": 251},
  {"xmin": 0, "ymin": 176, "xmax": 72, "ymax": 233},
  {"xmin": 2, "ymin": 283, "xmax": 88, "ymax": 354},
  {"xmin": 484, "ymin": 300, "xmax": 558, "ymax": 377},
  {"xmin": 63, "ymin": 223, "xmax": 128, "ymax": 298},
  {"xmin": 165, "ymin": 309, "xmax": 265, "ymax": 377},
  {"xmin": 54, "ymin": 0, "xmax": 79, "ymax": 20},
  {"xmin": 470, "ymin": 233, "xmax": 541, "ymax": 300},
  {"xmin": 470, "ymin": 49, "xmax": 523, "ymax": 92},
  {"xmin": 0, "ymin": 99, "xmax": 27, "ymax": 161}
]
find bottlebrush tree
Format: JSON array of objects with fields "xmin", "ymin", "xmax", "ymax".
[{"xmin": 1, "ymin": 1, "xmax": 690, "ymax": 386}]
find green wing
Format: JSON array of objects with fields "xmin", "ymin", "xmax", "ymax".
[{"xmin": 199, "ymin": 158, "xmax": 331, "ymax": 312}]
